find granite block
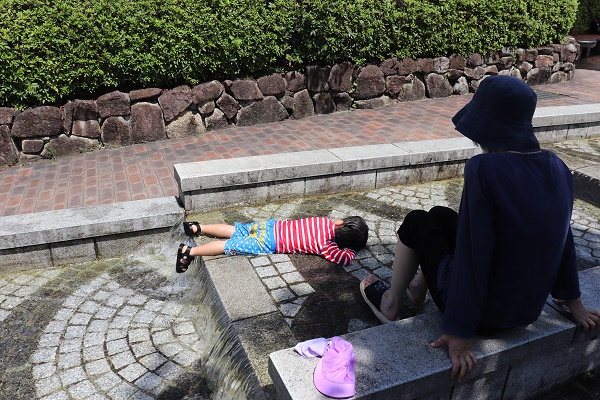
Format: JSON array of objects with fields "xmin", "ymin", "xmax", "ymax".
[
  {"xmin": 174, "ymin": 150, "xmax": 342, "ymax": 191},
  {"xmin": 204, "ymin": 256, "xmax": 276, "ymax": 321}
]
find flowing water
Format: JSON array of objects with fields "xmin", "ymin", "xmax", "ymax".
[
  {"xmin": 132, "ymin": 222, "xmax": 265, "ymax": 399},
  {"xmin": 0, "ymin": 221, "xmax": 263, "ymax": 399}
]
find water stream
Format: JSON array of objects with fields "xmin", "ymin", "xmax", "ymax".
[{"xmin": 145, "ymin": 222, "xmax": 264, "ymax": 399}]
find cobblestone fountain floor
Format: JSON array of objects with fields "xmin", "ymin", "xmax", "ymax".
[
  {"xmin": 196, "ymin": 179, "xmax": 600, "ymax": 331},
  {"xmin": 1, "ymin": 176, "xmax": 599, "ymax": 399}
]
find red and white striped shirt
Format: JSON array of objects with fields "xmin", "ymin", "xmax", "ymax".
[{"xmin": 274, "ymin": 217, "xmax": 356, "ymax": 266}]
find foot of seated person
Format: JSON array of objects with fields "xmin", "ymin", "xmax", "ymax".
[{"xmin": 362, "ymin": 274, "xmax": 399, "ymax": 322}]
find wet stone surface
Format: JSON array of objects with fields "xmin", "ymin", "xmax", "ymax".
[
  {"xmin": 1, "ymin": 177, "xmax": 599, "ymax": 399},
  {"xmin": 0, "ymin": 257, "xmax": 214, "ymax": 400},
  {"xmin": 192, "ymin": 178, "xmax": 600, "ymax": 348}
]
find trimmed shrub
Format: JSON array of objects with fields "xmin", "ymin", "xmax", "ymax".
[{"xmin": 0, "ymin": 0, "xmax": 577, "ymax": 108}]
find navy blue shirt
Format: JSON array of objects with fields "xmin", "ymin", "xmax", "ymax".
[{"xmin": 439, "ymin": 150, "xmax": 581, "ymax": 338}]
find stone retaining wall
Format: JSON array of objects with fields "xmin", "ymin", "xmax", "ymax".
[{"xmin": 0, "ymin": 38, "xmax": 581, "ymax": 167}]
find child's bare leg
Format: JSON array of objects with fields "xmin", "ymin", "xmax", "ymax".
[
  {"xmin": 198, "ymin": 224, "xmax": 235, "ymax": 238},
  {"xmin": 380, "ymin": 240, "xmax": 420, "ymax": 319},
  {"xmin": 181, "ymin": 241, "xmax": 227, "ymax": 257}
]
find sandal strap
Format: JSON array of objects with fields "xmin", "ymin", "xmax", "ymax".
[
  {"xmin": 364, "ymin": 280, "xmax": 388, "ymax": 310},
  {"xmin": 183, "ymin": 221, "xmax": 201, "ymax": 236}
]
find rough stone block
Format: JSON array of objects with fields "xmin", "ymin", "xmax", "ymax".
[
  {"xmin": 51, "ymin": 238, "xmax": 96, "ymax": 265},
  {"xmin": 97, "ymin": 91, "xmax": 131, "ymax": 118},
  {"xmin": 257, "ymin": 74, "xmax": 286, "ymax": 98},
  {"xmin": 11, "ymin": 106, "xmax": 62, "ymax": 138},
  {"xmin": 96, "ymin": 229, "xmax": 170, "ymax": 259},
  {"xmin": 131, "ymin": 102, "xmax": 166, "ymax": 143},
  {"xmin": 0, "ymin": 125, "xmax": 18, "ymax": 165},
  {"xmin": 129, "ymin": 88, "xmax": 162, "ymax": 102},
  {"xmin": 285, "ymin": 71, "xmax": 306, "ymax": 93},
  {"xmin": 101, "ymin": 117, "xmax": 132, "ymax": 147},
  {"xmin": 72, "ymin": 100, "xmax": 98, "ymax": 120},
  {"xmin": 72, "ymin": 120, "xmax": 101, "ymax": 139},
  {"xmin": 0, "ymin": 244, "xmax": 52, "ymax": 271},
  {"xmin": 192, "ymin": 80, "xmax": 224, "ymax": 104},
  {"xmin": 41, "ymin": 134, "xmax": 97, "ymax": 158},
  {"xmin": 205, "ymin": 257, "xmax": 276, "ymax": 321},
  {"xmin": 329, "ymin": 144, "xmax": 410, "ymax": 172},
  {"xmin": 229, "ymin": 79, "xmax": 263, "ymax": 101},
  {"xmin": 0, "ymin": 107, "xmax": 15, "ymax": 125},
  {"xmin": 158, "ymin": 85, "xmax": 192, "ymax": 122},
  {"xmin": 174, "ymin": 150, "xmax": 341, "ymax": 192},
  {"xmin": 22, "ymin": 139, "xmax": 44, "ymax": 154},
  {"xmin": 236, "ymin": 96, "xmax": 288, "ymax": 127},
  {"xmin": 304, "ymin": 171, "xmax": 376, "ymax": 196},
  {"xmin": 353, "ymin": 65, "xmax": 385, "ymax": 100},
  {"xmin": 291, "ymin": 89, "xmax": 315, "ymax": 120},
  {"xmin": 328, "ymin": 62, "xmax": 353, "ymax": 92}
]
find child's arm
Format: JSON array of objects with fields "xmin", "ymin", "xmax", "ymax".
[{"xmin": 320, "ymin": 241, "xmax": 356, "ymax": 266}]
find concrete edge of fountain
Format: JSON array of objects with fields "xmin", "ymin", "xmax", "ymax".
[
  {"xmin": 0, "ymin": 196, "xmax": 184, "ymax": 270},
  {"xmin": 0, "ymin": 103, "xmax": 599, "ymax": 398}
]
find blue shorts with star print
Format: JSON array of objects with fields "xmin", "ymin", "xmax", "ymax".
[{"xmin": 224, "ymin": 220, "xmax": 276, "ymax": 255}]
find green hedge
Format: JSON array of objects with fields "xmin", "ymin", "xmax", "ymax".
[{"xmin": 0, "ymin": 0, "xmax": 577, "ymax": 108}]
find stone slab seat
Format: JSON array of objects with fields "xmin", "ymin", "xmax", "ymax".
[
  {"xmin": 268, "ymin": 266, "xmax": 600, "ymax": 400},
  {"xmin": 0, "ymin": 197, "xmax": 183, "ymax": 269},
  {"xmin": 174, "ymin": 137, "xmax": 479, "ymax": 212},
  {"xmin": 174, "ymin": 104, "xmax": 600, "ymax": 213}
]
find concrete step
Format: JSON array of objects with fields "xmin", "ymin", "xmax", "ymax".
[{"xmin": 268, "ymin": 267, "xmax": 600, "ymax": 400}]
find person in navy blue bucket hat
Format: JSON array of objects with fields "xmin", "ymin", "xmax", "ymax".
[
  {"xmin": 361, "ymin": 75, "xmax": 600, "ymax": 382},
  {"xmin": 452, "ymin": 74, "xmax": 541, "ymax": 152}
]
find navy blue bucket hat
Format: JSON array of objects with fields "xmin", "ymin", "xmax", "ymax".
[{"xmin": 452, "ymin": 75, "xmax": 540, "ymax": 152}]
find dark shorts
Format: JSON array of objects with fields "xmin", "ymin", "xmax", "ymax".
[{"xmin": 397, "ymin": 206, "xmax": 504, "ymax": 336}]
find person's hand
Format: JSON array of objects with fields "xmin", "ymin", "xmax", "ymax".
[
  {"xmin": 431, "ymin": 334, "xmax": 476, "ymax": 382},
  {"xmin": 556, "ymin": 297, "xmax": 600, "ymax": 332}
]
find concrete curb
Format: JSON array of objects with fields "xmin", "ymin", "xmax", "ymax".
[
  {"xmin": 269, "ymin": 266, "xmax": 600, "ymax": 399},
  {"xmin": 175, "ymin": 137, "xmax": 479, "ymax": 212},
  {"xmin": 0, "ymin": 196, "xmax": 184, "ymax": 269},
  {"xmin": 175, "ymin": 103, "xmax": 600, "ymax": 213}
]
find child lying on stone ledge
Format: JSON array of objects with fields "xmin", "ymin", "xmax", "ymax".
[{"xmin": 175, "ymin": 216, "xmax": 368, "ymax": 273}]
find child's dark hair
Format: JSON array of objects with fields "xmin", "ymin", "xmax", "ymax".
[{"xmin": 334, "ymin": 216, "xmax": 368, "ymax": 252}]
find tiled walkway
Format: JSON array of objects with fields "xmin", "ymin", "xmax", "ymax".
[{"xmin": 1, "ymin": 55, "xmax": 600, "ymax": 217}]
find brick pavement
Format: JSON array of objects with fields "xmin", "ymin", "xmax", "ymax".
[{"xmin": 1, "ymin": 56, "xmax": 600, "ymax": 217}]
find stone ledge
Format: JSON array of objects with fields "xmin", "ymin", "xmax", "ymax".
[
  {"xmin": 0, "ymin": 197, "xmax": 184, "ymax": 268},
  {"xmin": 175, "ymin": 137, "xmax": 479, "ymax": 212},
  {"xmin": 174, "ymin": 104, "xmax": 600, "ymax": 213},
  {"xmin": 268, "ymin": 266, "xmax": 600, "ymax": 400},
  {"xmin": 533, "ymin": 104, "xmax": 600, "ymax": 127}
]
